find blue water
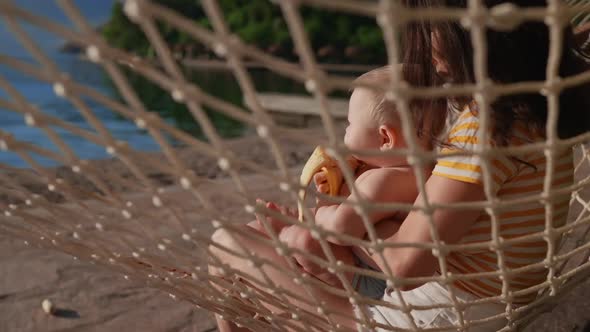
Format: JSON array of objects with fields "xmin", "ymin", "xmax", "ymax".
[
  {"xmin": 0, "ymin": 0, "xmax": 162, "ymax": 168},
  {"xmin": 0, "ymin": 1, "xmax": 310, "ymax": 168},
  {"xmin": 0, "ymin": 55, "xmax": 164, "ymax": 167}
]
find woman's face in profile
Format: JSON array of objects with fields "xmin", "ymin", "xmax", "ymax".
[{"xmin": 431, "ymin": 30, "xmax": 450, "ymax": 78}]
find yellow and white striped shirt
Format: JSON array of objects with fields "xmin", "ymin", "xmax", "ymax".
[{"xmin": 432, "ymin": 107, "xmax": 573, "ymax": 304}]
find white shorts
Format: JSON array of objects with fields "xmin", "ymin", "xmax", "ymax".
[{"xmin": 357, "ymin": 281, "xmax": 507, "ymax": 331}]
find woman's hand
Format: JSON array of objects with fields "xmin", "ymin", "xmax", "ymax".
[{"xmin": 278, "ymin": 224, "xmax": 341, "ymax": 286}]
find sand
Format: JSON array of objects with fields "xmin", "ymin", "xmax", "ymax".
[
  {"xmin": 1, "ymin": 129, "xmax": 589, "ymax": 332},
  {"xmin": 0, "ymin": 128, "xmax": 320, "ymax": 332}
]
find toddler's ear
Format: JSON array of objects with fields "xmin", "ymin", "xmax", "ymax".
[{"xmin": 379, "ymin": 125, "xmax": 397, "ymax": 150}]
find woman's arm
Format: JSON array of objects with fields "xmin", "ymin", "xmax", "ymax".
[{"xmin": 370, "ymin": 174, "xmax": 486, "ymax": 290}]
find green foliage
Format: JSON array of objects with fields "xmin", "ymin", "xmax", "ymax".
[
  {"xmin": 101, "ymin": 3, "xmax": 149, "ymax": 54},
  {"xmin": 101, "ymin": 0, "xmax": 386, "ymax": 64},
  {"xmin": 100, "ymin": 0, "xmax": 387, "ymax": 137}
]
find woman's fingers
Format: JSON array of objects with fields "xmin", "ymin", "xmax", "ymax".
[
  {"xmin": 278, "ymin": 226, "xmax": 346, "ymax": 286},
  {"xmin": 279, "ymin": 225, "xmax": 326, "ymax": 277}
]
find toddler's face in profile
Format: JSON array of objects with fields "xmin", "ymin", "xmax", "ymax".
[
  {"xmin": 344, "ymin": 88, "xmax": 382, "ymax": 155},
  {"xmin": 344, "ymin": 87, "xmax": 420, "ymax": 168}
]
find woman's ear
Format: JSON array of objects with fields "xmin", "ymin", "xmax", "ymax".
[{"xmin": 379, "ymin": 125, "xmax": 397, "ymax": 150}]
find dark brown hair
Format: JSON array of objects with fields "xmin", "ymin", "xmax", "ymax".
[
  {"xmin": 352, "ymin": 65, "xmax": 448, "ymax": 148},
  {"xmin": 401, "ymin": 0, "xmax": 590, "ymax": 146}
]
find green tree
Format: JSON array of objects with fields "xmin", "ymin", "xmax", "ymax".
[{"xmin": 102, "ymin": 0, "xmax": 386, "ymax": 64}]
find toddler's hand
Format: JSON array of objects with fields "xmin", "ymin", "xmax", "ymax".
[
  {"xmin": 313, "ymin": 171, "xmax": 330, "ymax": 194},
  {"xmin": 313, "ymin": 171, "xmax": 334, "ymax": 208},
  {"xmin": 255, "ymin": 199, "xmax": 295, "ymax": 235}
]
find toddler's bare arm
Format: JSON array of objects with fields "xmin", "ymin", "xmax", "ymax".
[{"xmin": 314, "ymin": 167, "xmax": 418, "ymax": 245}]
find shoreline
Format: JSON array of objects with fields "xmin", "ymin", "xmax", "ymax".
[
  {"xmin": 0, "ymin": 125, "xmax": 336, "ymax": 205},
  {"xmin": 73, "ymin": 51, "xmax": 378, "ymax": 74}
]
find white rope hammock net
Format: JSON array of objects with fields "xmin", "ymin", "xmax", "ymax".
[{"xmin": 1, "ymin": 0, "xmax": 590, "ymax": 331}]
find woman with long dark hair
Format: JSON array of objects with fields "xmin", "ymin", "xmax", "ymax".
[{"xmin": 209, "ymin": 1, "xmax": 590, "ymax": 331}]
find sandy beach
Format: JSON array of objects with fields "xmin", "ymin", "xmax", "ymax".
[
  {"xmin": 0, "ymin": 127, "xmax": 321, "ymax": 332},
  {"xmin": 1, "ymin": 129, "xmax": 589, "ymax": 332}
]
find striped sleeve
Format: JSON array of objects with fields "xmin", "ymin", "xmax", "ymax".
[{"xmin": 432, "ymin": 110, "xmax": 518, "ymax": 193}]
